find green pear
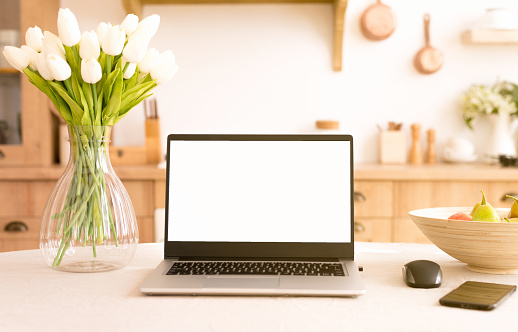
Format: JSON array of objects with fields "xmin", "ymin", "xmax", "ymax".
[
  {"xmin": 469, "ymin": 201, "xmax": 481, "ymax": 216},
  {"xmin": 506, "ymin": 195, "xmax": 518, "ymax": 218},
  {"xmin": 472, "ymin": 190, "xmax": 501, "ymax": 222}
]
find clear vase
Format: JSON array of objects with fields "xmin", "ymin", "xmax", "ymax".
[{"xmin": 40, "ymin": 125, "xmax": 139, "ymax": 272}]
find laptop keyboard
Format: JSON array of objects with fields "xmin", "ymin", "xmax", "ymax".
[{"xmin": 166, "ymin": 261, "xmax": 345, "ymax": 276}]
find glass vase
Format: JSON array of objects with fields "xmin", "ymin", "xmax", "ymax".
[{"xmin": 40, "ymin": 125, "xmax": 139, "ymax": 272}]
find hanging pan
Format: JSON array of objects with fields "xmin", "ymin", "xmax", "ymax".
[
  {"xmin": 360, "ymin": 0, "xmax": 397, "ymax": 41},
  {"xmin": 414, "ymin": 14, "xmax": 443, "ymax": 74}
]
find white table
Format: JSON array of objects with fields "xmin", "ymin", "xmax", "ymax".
[{"xmin": 1, "ymin": 242, "xmax": 517, "ymax": 331}]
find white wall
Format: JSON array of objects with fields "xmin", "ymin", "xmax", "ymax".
[{"xmin": 61, "ymin": 0, "xmax": 518, "ymax": 163}]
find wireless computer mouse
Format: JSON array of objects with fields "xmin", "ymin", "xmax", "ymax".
[{"xmin": 402, "ymin": 260, "xmax": 442, "ymax": 288}]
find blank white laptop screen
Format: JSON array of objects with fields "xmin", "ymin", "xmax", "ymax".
[{"xmin": 167, "ymin": 140, "xmax": 352, "ymax": 243}]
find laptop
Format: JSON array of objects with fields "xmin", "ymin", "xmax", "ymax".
[{"xmin": 140, "ymin": 134, "xmax": 366, "ymax": 297}]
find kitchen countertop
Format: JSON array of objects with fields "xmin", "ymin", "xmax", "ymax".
[{"xmin": 1, "ymin": 242, "xmax": 517, "ymax": 331}]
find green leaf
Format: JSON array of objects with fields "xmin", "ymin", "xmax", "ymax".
[
  {"xmin": 103, "ymin": 69, "xmax": 123, "ymax": 123},
  {"xmin": 121, "ymin": 81, "xmax": 156, "ymax": 103},
  {"xmin": 123, "ymin": 68, "xmax": 139, "ymax": 92},
  {"xmin": 118, "ymin": 93, "xmax": 153, "ymax": 121},
  {"xmin": 102, "ymin": 69, "xmax": 120, "ymax": 108},
  {"xmin": 82, "ymin": 81, "xmax": 94, "ymax": 116},
  {"xmin": 48, "ymin": 81, "xmax": 84, "ymax": 124},
  {"xmin": 64, "ymin": 45, "xmax": 82, "ymax": 85},
  {"xmin": 120, "ymin": 82, "xmax": 156, "ymax": 113}
]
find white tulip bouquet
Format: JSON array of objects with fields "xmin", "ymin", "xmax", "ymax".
[
  {"xmin": 2, "ymin": 8, "xmax": 178, "ymax": 267},
  {"xmin": 3, "ymin": 8, "xmax": 177, "ymax": 127}
]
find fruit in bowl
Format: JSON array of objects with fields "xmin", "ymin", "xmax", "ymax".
[
  {"xmin": 409, "ymin": 191, "xmax": 518, "ymax": 275},
  {"xmin": 447, "ymin": 190, "xmax": 518, "ymax": 222}
]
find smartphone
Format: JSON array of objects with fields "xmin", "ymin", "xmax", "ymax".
[{"xmin": 439, "ymin": 281, "xmax": 516, "ymax": 311}]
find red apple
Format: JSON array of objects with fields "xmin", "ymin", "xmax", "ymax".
[{"xmin": 448, "ymin": 212, "xmax": 472, "ymax": 221}]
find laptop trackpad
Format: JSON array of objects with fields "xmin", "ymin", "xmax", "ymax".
[{"xmin": 204, "ymin": 277, "xmax": 280, "ymax": 289}]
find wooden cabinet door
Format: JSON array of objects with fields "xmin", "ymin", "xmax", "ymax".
[
  {"xmin": 354, "ymin": 181, "xmax": 393, "ymax": 217},
  {"xmin": 394, "ymin": 181, "xmax": 485, "ymax": 217},
  {"xmin": 354, "ymin": 218, "xmax": 392, "ymax": 242}
]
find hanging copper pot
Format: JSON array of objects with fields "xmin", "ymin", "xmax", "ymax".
[{"xmin": 360, "ymin": 0, "xmax": 397, "ymax": 41}]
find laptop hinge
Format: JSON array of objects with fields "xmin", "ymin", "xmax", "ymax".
[{"xmin": 171, "ymin": 257, "xmax": 341, "ymax": 262}]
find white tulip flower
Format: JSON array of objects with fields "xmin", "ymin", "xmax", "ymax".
[
  {"xmin": 122, "ymin": 60, "xmax": 137, "ymax": 79},
  {"xmin": 120, "ymin": 14, "xmax": 139, "ymax": 36},
  {"xmin": 58, "ymin": 8, "xmax": 81, "ymax": 47},
  {"xmin": 80, "ymin": 31, "xmax": 100, "ymax": 59},
  {"xmin": 47, "ymin": 54, "xmax": 71, "ymax": 81},
  {"xmin": 133, "ymin": 14, "xmax": 160, "ymax": 42},
  {"xmin": 150, "ymin": 50, "xmax": 178, "ymax": 85},
  {"xmin": 81, "ymin": 58, "xmax": 103, "ymax": 84},
  {"xmin": 42, "ymin": 31, "xmax": 66, "ymax": 60},
  {"xmin": 25, "ymin": 26, "xmax": 44, "ymax": 52},
  {"xmin": 102, "ymin": 25, "xmax": 126, "ymax": 56},
  {"xmin": 122, "ymin": 34, "xmax": 149, "ymax": 64},
  {"xmin": 21, "ymin": 45, "xmax": 39, "ymax": 71},
  {"xmin": 96, "ymin": 22, "xmax": 111, "ymax": 48},
  {"xmin": 138, "ymin": 48, "xmax": 159, "ymax": 74},
  {"xmin": 36, "ymin": 52, "xmax": 54, "ymax": 80},
  {"xmin": 2, "ymin": 46, "xmax": 31, "ymax": 72}
]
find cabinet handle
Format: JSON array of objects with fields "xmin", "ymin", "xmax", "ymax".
[
  {"xmin": 0, "ymin": 150, "xmax": 4, "ymax": 159},
  {"xmin": 354, "ymin": 222, "xmax": 365, "ymax": 233},
  {"xmin": 501, "ymin": 193, "xmax": 518, "ymax": 202},
  {"xmin": 4, "ymin": 221, "xmax": 29, "ymax": 233},
  {"xmin": 354, "ymin": 192, "xmax": 366, "ymax": 202}
]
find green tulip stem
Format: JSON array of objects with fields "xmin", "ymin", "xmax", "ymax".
[
  {"xmin": 122, "ymin": 62, "xmax": 129, "ymax": 76},
  {"xmin": 64, "ymin": 79, "xmax": 76, "ymax": 101},
  {"xmin": 91, "ymin": 84, "xmax": 98, "ymax": 118}
]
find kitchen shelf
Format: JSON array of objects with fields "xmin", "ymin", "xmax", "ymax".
[
  {"xmin": 122, "ymin": 0, "xmax": 348, "ymax": 71},
  {"xmin": 0, "ymin": 68, "xmax": 19, "ymax": 74},
  {"xmin": 462, "ymin": 29, "xmax": 518, "ymax": 44}
]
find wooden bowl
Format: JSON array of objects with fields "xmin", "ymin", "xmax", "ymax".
[{"xmin": 409, "ymin": 207, "xmax": 518, "ymax": 274}]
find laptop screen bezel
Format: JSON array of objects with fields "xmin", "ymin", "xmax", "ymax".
[{"xmin": 163, "ymin": 134, "xmax": 355, "ymax": 259}]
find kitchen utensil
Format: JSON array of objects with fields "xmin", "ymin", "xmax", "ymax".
[
  {"xmin": 410, "ymin": 123, "xmax": 423, "ymax": 165},
  {"xmin": 360, "ymin": 0, "xmax": 397, "ymax": 41},
  {"xmin": 414, "ymin": 14, "xmax": 443, "ymax": 75}
]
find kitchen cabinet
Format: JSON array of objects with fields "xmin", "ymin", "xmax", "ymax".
[
  {"xmin": 0, "ymin": 166, "xmax": 165, "ymax": 252},
  {"xmin": 3, "ymin": 163, "xmax": 518, "ymax": 251},
  {"xmin": 355, "ymin": 163, "xmax": 518, "ymax": 244},
  {"xmin": 0, "ymin": 0, "xmax": 59, "ymax": 166},
  {"xmin": 121, "ymin": 0, "xmax": 348, "ymax": 71}
]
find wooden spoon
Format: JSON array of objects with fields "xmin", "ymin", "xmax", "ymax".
[
  {"xmin": 360, "ymin": 0, "xmax": 397, "ymax": 41},
  {"xmin": 414, "ymin": 14, "xmax": 443, "ymax": 74}
]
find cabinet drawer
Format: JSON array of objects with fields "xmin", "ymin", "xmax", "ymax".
[
  {"xmin": 123, "ymin": 181, "xmax": 154, "ymax": 217},
  {"xmin": 354, "ymin": 181, "xmax": 393, "ymax": 217},
  {"xmin": 0, "ymin": 181, "xmax": 55, "ymax": 217},
  {"xmin": 483, "ymin": 182, "xmax": 518, "ymax": 209},
  {"xmin": 0, "ymin": 181, "xmax": 153, "ymax": 218},
  {"xmin": 354, "ymin": 218, "xmax": 392, "ymax": 243},
  {"xmin": 0, "ymin": 217, "xmax": 40, "ymax": 252},
  {"xmin": 394, "ymin": 181, "xmax": 484, "ymax": 217}
]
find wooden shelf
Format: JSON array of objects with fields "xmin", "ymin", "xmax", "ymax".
[
  {"xmin": 462, "ymin": 29, "xmax": 518, "ymax": 44},
  {"xmin": 122, "ymin": 0, "xmax": 348, "ymax": 71},
  {"xmin": 0, "ymin": 67, "xmax": 19, "ymax": 74}
]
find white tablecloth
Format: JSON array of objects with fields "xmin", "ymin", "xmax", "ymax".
[{"xmin": 1, "ymin": 242, "xmax": 517, "ymax": 332}]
